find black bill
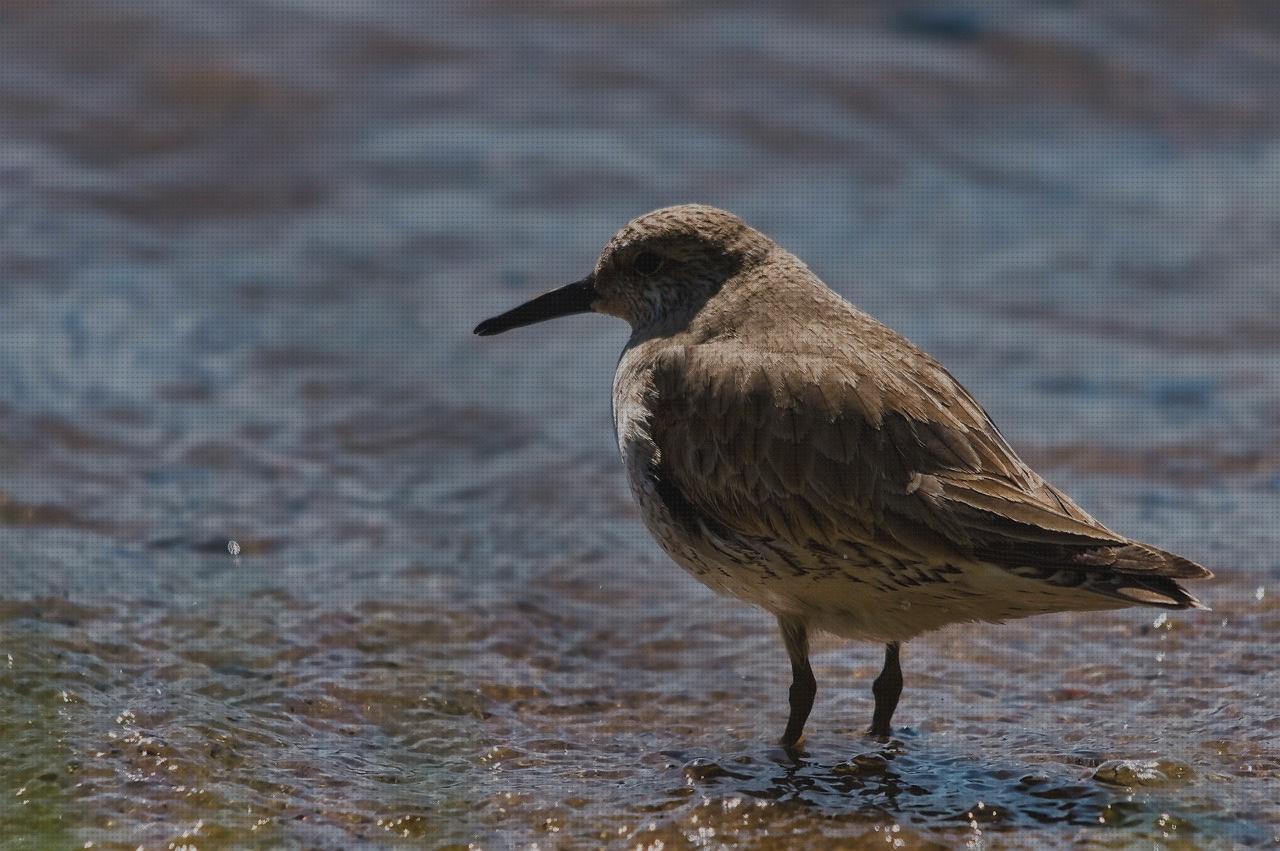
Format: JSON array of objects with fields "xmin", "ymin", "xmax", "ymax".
[{"xmin": 474, "ymin": 276, "xmax": 597, "ymax": 336}]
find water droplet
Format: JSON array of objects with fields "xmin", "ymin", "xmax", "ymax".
[
  {"xmin": 1152, "ymin": 612, "xmax": 1168, "ymax": 629},
  {"xmin": 1255, "ymin": 586, "xmax": 1266, "ymax": 602},
  {"xmin": 227, "ymin": 540, "xmax": 241, "ymax": 557}
]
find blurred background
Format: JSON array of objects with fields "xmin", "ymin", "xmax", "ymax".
[{"xmin": 1, "ymin": 0, "xmax": 1278, "ymax": 846}]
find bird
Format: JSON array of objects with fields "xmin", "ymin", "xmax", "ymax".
[{"xmin": 474, "ymin": 204, "xmax": 1211, "ymax": 747}]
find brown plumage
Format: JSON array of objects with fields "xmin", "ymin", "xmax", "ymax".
[{"xmin": 476, "ymin": 204, "xmax": 1212, "ymax": 745}]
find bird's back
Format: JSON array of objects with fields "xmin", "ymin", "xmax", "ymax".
[{"xmin": 614, "ymin": 249, "xmax": 1208, "ymax": 639}]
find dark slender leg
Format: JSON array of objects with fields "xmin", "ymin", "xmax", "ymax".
[
  {"xmin": 777, "ymin": 616, "xmax": 816, "ymax": 748},
  {"xmin": 868, "ymin": 642, "xmax": 902, "ymax": 738}
]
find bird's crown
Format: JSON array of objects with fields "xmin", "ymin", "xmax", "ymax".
[{"xmin": 591, "ymin": 205, "xmax": 774, "ymax": 329}]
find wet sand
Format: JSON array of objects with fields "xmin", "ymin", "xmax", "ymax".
[{"xmin": 1, "ymin": 0, "xmax": 1279, "ymax": 847}]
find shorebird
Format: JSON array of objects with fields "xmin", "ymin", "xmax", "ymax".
[{"xmin": 474, "ymin": 205, "xmax": 1211, "ymax": 746}]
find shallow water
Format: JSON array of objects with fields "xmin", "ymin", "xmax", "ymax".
[{"xmin": 2, "ymin": 0, "xmax": 1280, "ymax": 847}]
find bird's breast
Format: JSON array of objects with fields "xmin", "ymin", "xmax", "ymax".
[{"xmin": 611, "ymin": 342, "xmax": 666, "ymax": 455}]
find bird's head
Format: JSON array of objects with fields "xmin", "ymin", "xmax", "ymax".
[{"xmin": 474, "ymin": 205, "xmax": 773, "ymax": 337}]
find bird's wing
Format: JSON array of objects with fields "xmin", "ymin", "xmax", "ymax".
[{"xmin": 645, "ymin": 338, "xmax": 1210, "ymax": 588}]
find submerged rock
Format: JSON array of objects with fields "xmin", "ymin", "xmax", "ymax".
[{"xmin": 1092, "ymin": 758, "xmax": 1194, "ymax": 788}]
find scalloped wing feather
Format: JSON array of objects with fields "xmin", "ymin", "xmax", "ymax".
[{"xmin": 646, "ymin": 334, "xmax": 1211, "ymax": 591}]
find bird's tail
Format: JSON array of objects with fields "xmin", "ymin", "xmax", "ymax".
[{"xmin": 1007, "ymin": 542, "xmax": 1212, "ymax": 610}]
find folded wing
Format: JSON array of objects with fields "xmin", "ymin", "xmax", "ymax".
[{"xmin": 646, "ymin": 337, "xmax": 1210, "ymax": 608}]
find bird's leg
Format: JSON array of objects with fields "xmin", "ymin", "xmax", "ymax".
[
  {"xmin": 868, "ymin": 642, "xmax": 902, "ymax": 738},
  {"xmin": 777, "ymin": 616, "xmax": 816, "ymax": 748}
]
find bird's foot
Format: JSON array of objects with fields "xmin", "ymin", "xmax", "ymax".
[{"xmin": 865, "ymin": 723, "xmax": 892, "ymax": 740}]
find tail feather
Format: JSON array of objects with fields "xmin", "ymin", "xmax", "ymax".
[
  {"xmin": 1111, "ymin": 576, "xmax": 1208, "ymax": 610},
  {"xmin": 1074, "ymin": 542, "xmax": 1212, "ymax": 581},
  {"xmin": 1005, "ymin": 540, "xmax": 1211, "ymax": 611}
]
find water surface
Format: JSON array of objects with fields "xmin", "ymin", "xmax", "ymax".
[{"xmin": 2, "ymin": 0, "xmax": 1279, "ymax": 846}]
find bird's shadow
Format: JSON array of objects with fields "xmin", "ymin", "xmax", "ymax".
[{"xmin": 668, "ymin": 730, "xmax": 1231, "ymax": 836}]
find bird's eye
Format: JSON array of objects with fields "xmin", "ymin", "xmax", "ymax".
[{"xmin": 633, "ymin": 251, "xmax": 663, "ymax": 275}]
